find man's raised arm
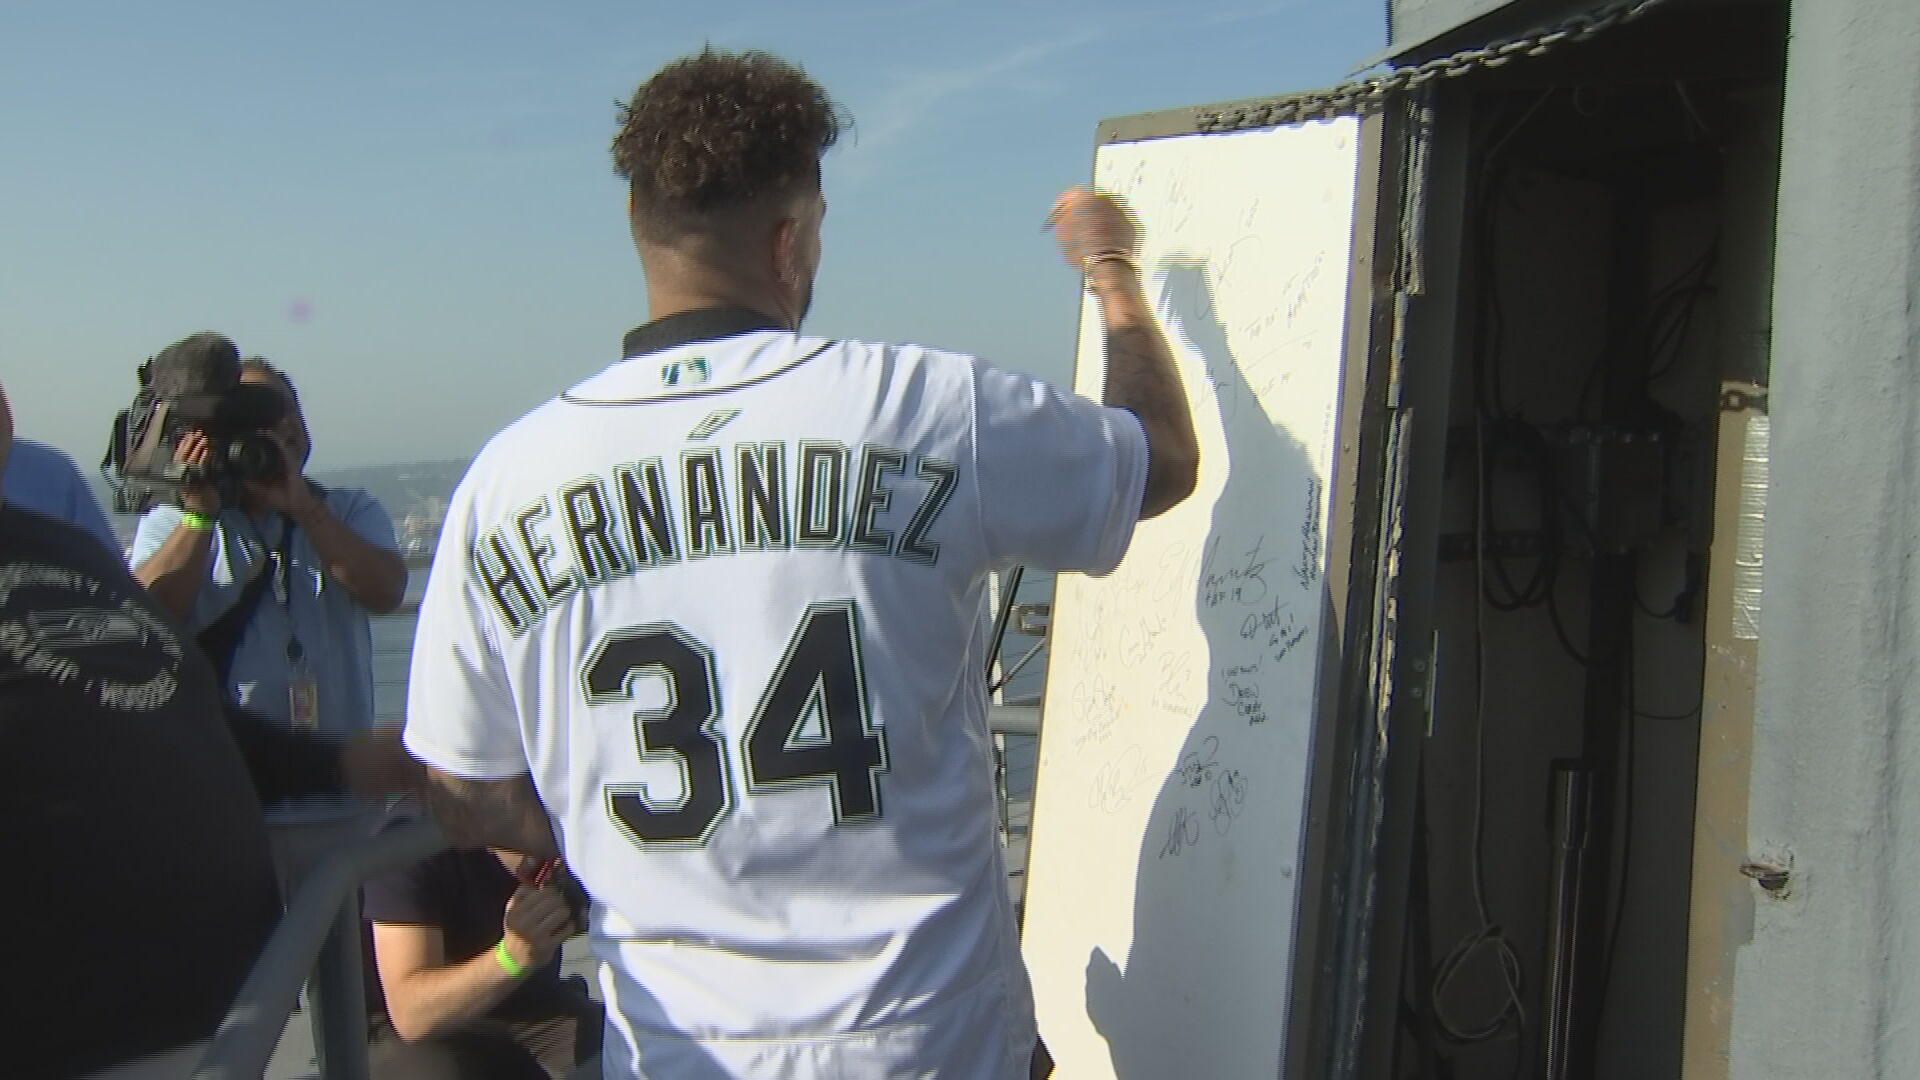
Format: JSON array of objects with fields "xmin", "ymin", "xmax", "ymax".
[{"xmin": 1052, "ymin": 182, "xmax": 1199, "ymax": 520}]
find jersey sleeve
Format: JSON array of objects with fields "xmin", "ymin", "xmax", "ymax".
[
  {"xmin": 402, "ymin": 486, "xmax": 527, "ymax": 780},
  {"xmin": 970, "ymin": 361, "xmax": 1150, "ymax": 577}
]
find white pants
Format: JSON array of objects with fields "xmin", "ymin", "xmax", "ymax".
[{"xmin": 80, "ymin": 1041, "xmax": 211, "ymax": 1080}]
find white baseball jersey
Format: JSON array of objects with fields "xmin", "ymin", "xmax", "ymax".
[{"xmin": 404, "ymin": 316, "xmax": 1147, "ymax": 1079}]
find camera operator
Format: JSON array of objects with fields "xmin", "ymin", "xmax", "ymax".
[
  {"xmin": 134, "ymin": 355, "xmax": 405, "ymax": 628},
  {"xmin": 128, "ymin": 339, "xmax": 408, "ymax": 881}
]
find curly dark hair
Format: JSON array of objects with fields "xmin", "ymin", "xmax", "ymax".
[{"xmin": 613, "ymin": 48, "xmax": 846, "ymax": 236}]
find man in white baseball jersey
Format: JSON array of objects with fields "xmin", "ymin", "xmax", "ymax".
[{"xmin": 404, "ymin": 48, "xmax": 1199, "ymax": 1079}]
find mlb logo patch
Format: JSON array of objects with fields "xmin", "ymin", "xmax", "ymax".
[{"xmin": 663, "ymin": 356, "xmax": 711, "ymax": 387}]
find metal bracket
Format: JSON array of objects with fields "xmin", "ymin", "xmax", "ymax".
[{"xmin": 1720, "ymin": 384, "xmax": 1769, "ymax": 413}]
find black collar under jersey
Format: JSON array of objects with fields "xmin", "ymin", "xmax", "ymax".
[{"xmin": 620, "ymin": 307, "xmax": 787, "ymax": 359}]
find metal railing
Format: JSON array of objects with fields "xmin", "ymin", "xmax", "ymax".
[
  {"xmin": 195, "ymin": 726, "xmax": 1044, "ymax": 1080},
  {"xmin": 193, "ymin": 816, "xmax": 449, "ymax": 1080}
]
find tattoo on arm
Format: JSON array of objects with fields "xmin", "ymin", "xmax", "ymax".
[
  {"xmin": 1104, "ymin": 322, "xmax": 1199, "ymax": 516},
  {"xmin": 423, "ymin": 770, "xmax": 559, "ymax": 859}
]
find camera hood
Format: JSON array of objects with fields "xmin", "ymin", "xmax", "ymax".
[{"xmin": 167, "ymin": 384, "xmax": 288, "ymax": 433}]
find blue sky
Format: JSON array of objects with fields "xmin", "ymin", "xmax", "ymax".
[{"xmin": 1, "ymin": 1, "xmax": 1382, "ymax": 469}]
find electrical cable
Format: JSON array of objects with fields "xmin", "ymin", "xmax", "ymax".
[
  {"xmin": 1442, "ymin": 89, "xmax": 1723, "ymax": 1073},
  {"xmin": 1543, "ymin": 578, "xmax": 1591, "ymax": 667},
  {"xmin": 1430, "ymin": 408, "xmax": 1529, "ymax": 1069},
  {"xmin": 1597, "ymin": 608, "xmax": 1707, "ymax": 1039}
]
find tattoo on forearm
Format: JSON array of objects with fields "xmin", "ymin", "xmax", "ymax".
[
  {"xmin": 425, "ymin": 772, "xmax": 560, "ymax": 858},
  {"xmin": 1105, "ymin": 323, "xmax": 1197, "ymax": 504},
  {"xmin": 1106, "ymin": 325, "xmax": 1182, "ymax": 424}
]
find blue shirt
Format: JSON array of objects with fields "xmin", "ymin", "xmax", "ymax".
[
  {"xmin": 2, "ymin": 439, "xmax": 118, "ymax": 552},
  {"xmin": 130, "ymin": 488, "xmax": 399, "ymax": 739}
]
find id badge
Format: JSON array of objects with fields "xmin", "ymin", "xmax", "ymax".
[{"xmin": 289, "ymin": 666, "xmax": 320, "ymax": 732}]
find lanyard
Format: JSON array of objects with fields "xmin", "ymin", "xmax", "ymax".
[{"xmin": 264, "ymin": 518, "xmax": 304, "ymax": 666}]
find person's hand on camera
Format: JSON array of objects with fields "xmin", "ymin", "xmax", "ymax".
[
  {"xmin": 1049, "ymin": 182, "xmax": 1141, "ymax": 267},
  {"xmin": 243, "ymin": 432, "xmax": 317, "ymax": 521},
  {"xmin": 500, "ymin": 883, "xmax": 576, "ymax": 973},
  {"xmin": 172, "ymin": 431, "xmax": 221, "ymax": 517}
]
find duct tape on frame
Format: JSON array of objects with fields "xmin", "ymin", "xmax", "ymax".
[{"xmin": 1733, "ymin": 415, "xmax": 1768, "ymax": 641}]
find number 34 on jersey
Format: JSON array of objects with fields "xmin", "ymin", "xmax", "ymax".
[{"xmin": 580, "ymin": 600, "xmax": 886, "ymax": 848}]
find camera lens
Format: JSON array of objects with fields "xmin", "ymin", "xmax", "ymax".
[{"xmin": 227, "ymin": 433, "xmax": 285, "ymax": 485}]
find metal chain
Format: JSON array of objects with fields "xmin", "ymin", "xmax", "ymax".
[{"xmin": 1194, "ymin": 0, "xmax": 1673, "ymax": 133}]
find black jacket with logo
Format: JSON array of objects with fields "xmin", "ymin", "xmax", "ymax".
[{"xmin": 1, "ymin": 504, "xmax": 348, "ymax": 1077}]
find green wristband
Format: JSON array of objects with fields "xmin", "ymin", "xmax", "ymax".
[
  {"xmin": 494, "ymin": 939, "xmax": 526, "ymax": 978},
  {"xmin": 177, "ymin": 511, "xmax": 214, "ymax": 532}
]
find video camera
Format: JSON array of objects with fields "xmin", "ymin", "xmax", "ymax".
[{"xmin": 101, "ymin": 332, "xmax": 290, "ymax": 514}]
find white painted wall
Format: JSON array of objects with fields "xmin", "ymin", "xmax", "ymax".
[{"xmin": 1734, "ymin": 0, "xmax": 1920, "ymax": 1075}]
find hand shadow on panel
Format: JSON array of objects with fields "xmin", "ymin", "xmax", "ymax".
[{"xmin": 1082, "ymin": 259, "xmax": 1338, "ymax": 1079}]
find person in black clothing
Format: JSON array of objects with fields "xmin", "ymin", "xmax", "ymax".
[
  {"xmin": 364, "ymin": 849, "xmax": 603, "ymax": 1079},
  {"xmin": 0, "ymin": 380, "xmax": 422, "ymax": 1079}
]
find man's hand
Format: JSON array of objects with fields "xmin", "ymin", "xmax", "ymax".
[
  {"xmin": 243, "ymin": 432, "xmax": 319, "ymax": 520},
  {"xmin": 173, "ymin": 431, "xmax": 222, "ymax": 517},
  {"xmin": 500, "ymin": 884, "xmax": 576, "ymax": 972},
  {"xmin": 1048, "ymin": 181, "xmax": 1200, "ymax": 520},
  {"xmin": 242, "ymin": 425, "xmax": 408, "ymax": 612},
  {"xmin": 1050, "ymin": 182, "xmax": 1141, "ymax": 267}
]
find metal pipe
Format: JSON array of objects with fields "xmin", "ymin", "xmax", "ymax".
[
  {"xmin": 1543, "ymin": 761, "xmax": 1594, "ymax": 1080},
  {"xmin": 989, "ymin": 704, "xmax": 1041, "ymax": 737},
  {"xmin": 985, "ymin": 565, "xmax": 1026, "ymax": 680},
  {"xmin": 308, "ymin": 892, "xmax": 372, "ymax": 1080}
]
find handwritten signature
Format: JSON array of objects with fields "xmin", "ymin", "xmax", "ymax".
[
  {"xmin": 1293, "ymin": 477, "xmax": 1323, "ymax": 590},
  {"xmin": 1158, "ymin": 807, "xmax": 1201, "ymax": 859},
  {"xmin": 1089, "ymin": 744, "xmax": 1153, "ymax": 815},
  {"xmin": 1071, "ymin": 683, "xmax": 1121, "ymax": 748},
  {"xmin": 1158, "ymin": 743, "xmax": 1254, "ymax": 857},
  {"xmin": 1202, "ymin": 534, "xmax": 1272, "ymax": 609},
  {"xmin": 1173, "ymin": 736, "xmax": 1223, "ymax": 788},
  {"xmin": 1242, "ymin": 598, "xmax": 1312, "ymax": 665},
  {"xmin": 1210, "ymin": 768, "xmax": 1249, "ymax": 835},
  {"xmin": 1240, "ymin": 598, "xmax": 1292, "ymax": 643},
  {"xmin": 1226, "ymin": 680, "xmax": 1269, "ymax": 725},
  {"xmin": 1283, "ymin": 257, "xmax": 1325, "ymax": 329},
  {"xmin": 1115, "ymin": 614, "xmax": 1169, "ymax": 669}
]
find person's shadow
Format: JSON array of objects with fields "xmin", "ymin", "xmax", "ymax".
[{"xmin": 1080, "ymin": 258, "xmax": 1334, "ymax": 1078}]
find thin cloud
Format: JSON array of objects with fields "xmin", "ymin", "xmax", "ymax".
[
  {"xmin": 840, "ymin": 26, "xmax": 1110, "ymax": 179},
  {"xmin": 1196, "ymin": 0, "xmax": 1313, "ymax": 26}
]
